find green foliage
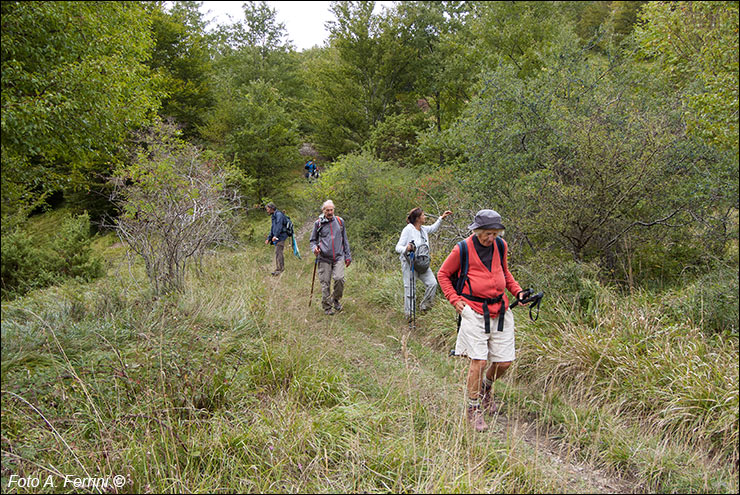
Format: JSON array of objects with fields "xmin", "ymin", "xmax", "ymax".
[
  {"xmin": 413, "ymin": 124, "xmax": 467, "ymax": 171},
  {"xmin": 391, "ymin": 1, "xmax": 477, "ymax": 132},
  {"xmin": 216, "ymin": 0, "xmax": 291, "ymax": 51},
  {"xmin": 300, "ymin": 46, "xmax": 368, "ymax": 158},
  {"xmin": 1, "ymin": 212, "xmax": 104, "ymax": 300},
  {"xmin": 456, "ymin": 28, "xmax": 735, "ymax": 281},
  {"xmin": 620, "ymin": 232, "xmax": 707, "ymax": 289},
  {"xmin": 200, "ymin": 1, "xmax": 301, "ymax": 199},
  {"xmin": 200, "ymin": 80, "xmax": 300, "ymax": 200},
  {"xmin": 1, "ymin": 1, "xmax": 163, "ymax": 219},
  {"xmin": 209, "ymin": 0, "xmax": 299, "ymax": 98},
  {"xmin": 327, "ymin": 1, "xmax": 415, "ymax": 126},
  {"xmin": 147, "ymin": 1, "xmax": 215, "ymax": 138},
  {"xmin": 309, "ymin": 153, "xmax": 418, "ymax": 251},
  {"xmin": 470, "ymin": 1, "xmax": 577, "ymax": 78},
  {"xmin": 634, "ymin": 1, "xmax": 739, "ymax": 153},
  {"xmin": 306, "ymin": 2, "xmax": 476, "ymax": 159},
  {"xmin": 364, "ymin": 111, "xmax": 434, "ymax": 165},
  {"xmin": 609, "ymin": 1, "xmax": 648, "ymax": 41},
  {"xmin": 574, "ymin": 1, "xmax": 611, "ymax": 41},
  {"xmin": 662, "ymin": 262, "xmax": 739, "ymax": 336}
]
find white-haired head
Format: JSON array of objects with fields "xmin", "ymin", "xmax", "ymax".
[{"xmin": 322, "ymin": 199, "xmax": 335, "ymax": 211}]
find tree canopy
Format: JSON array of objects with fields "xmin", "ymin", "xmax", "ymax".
[{"xmin": 1, "ymin": 0, "xmax": 737, "ymax": 291}]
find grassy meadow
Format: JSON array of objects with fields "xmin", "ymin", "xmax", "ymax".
[{"xmin": 1, "ymin": 194, "xmax": 738, "ymax": 494}]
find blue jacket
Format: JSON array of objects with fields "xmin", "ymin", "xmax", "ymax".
[{"xmin": 268, "ymin": 210, "xmax": 289, "ymax": 243}]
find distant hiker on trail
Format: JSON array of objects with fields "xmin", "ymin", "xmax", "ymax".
[
  {"xmin": 437, "ymin": 209, "xmax": 528, "ymax": 433},
  {"xmin": 395, "ymin": 207, "xmax": 453, "ymax": 319},
  {"xmin": 265, "ymin": 202, "xmax": 288, "ymax": 276},
  {"xmin": 309, "ymin": 200, "xmax": 352, "ymax": 315},
  {"xmin": 304, "ymin": 159, "xmax": 318, "ymax": 181}
]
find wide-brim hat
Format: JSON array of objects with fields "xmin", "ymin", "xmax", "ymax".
[{"xmin": 467, "ymin": 209, "xmax": 505, "ymax": 231}]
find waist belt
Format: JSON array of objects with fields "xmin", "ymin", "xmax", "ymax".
[{"xmin": 460, "ymin": 293, "xmax": 506, "ymax": 333}]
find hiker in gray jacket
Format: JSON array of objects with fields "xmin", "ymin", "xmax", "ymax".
[{"xmin": 309, "ymin": 200, "xmax": 352, "ymax": 315}]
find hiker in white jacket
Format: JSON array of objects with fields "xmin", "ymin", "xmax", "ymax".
[{"xmin": 395, "ymin": 207, "xmax": 452, "ymax": 318}]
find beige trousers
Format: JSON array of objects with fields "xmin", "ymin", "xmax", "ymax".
[{"xmin": 317, "ymin": 259, "xmax": 345, "ymax": 310}]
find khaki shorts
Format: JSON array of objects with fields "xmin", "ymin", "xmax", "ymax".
[{"xmin": 454, "ymin": 305, "xmax": 516, "ymax": 362}]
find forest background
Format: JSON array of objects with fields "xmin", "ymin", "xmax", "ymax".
[{"xmin": 1, "ymin": 1, "xmax": 738, "ymax": 493}]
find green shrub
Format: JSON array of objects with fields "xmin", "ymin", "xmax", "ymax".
[
  {"xmin": 1, "ymin": 228, "xmax": 55, "ymax": 299},
  {"xmin": 623, "ymin": 234, "xmax": 708, "ymax": 289},
  {"xmin": 309, "ymin": 153, "xmax": 418, "ymax": 252},
  {"xmin": 0, "ymin": 212, "xmax": 104, "ymax": 300},
  {"xmin": 364, "ymin": 111, "xmax": 434, "ymax": 166},
  {"xmin": 662, "ymin": 263, "xmax": 739, "ymax": 335}
]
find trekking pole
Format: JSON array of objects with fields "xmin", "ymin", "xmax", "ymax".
[
  {"xmin": 308, "ymin": 256, "xmax": 318, "ymax": 307},
  {"xmin": 409, "ymin": 251, "xmax": 416, "ymax": 332}
]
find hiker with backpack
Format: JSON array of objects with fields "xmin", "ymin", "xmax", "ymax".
[
  {"xmin": 304, "ymin": 159, "xmax": 318, "ymax": 181},
  {"xmin": 309, "ymin": 200, "xmax": 352, "ymax": 315},
  {"xmin": 437, "ymin": 209, "xmax": 529, "ymax": 433},
  {"xmin": 395, "ymin": 207, "xmax": 453, "ymax": 320},
  {"xmin": 264, "ymin": 202, "xmax": 289, "ymax": 276}
]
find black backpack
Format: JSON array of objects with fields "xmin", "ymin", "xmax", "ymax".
[{"xmin": 284, "ymin": 214, "xmax": 294, "ymax": 237}]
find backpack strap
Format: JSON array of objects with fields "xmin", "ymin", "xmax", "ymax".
[
  {"xmin": 455, "ymin": 240, "xmax": 469, "ymax": 333},
  {"xmin": 454, "ymin": 240, "xmax": 469, "ymax": 295},
  {"xmin": 455, "ymin": 236, "xmax": 507, "ymax": 333},
  {"xmin": 317, "ymin": 216, "xmax": 343, "ymax": 228},
  {"xmin": 495, "ymin": 235, "xmax": 505, "ymax": 271}
]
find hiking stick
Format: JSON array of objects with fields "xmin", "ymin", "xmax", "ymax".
[
  {"xmin": 308, "ymin": 256, "xmax": 318, "ymax": 307},
  {"xmin": 409, "ymin": 251, "xmax": 416, "ymax": 333}
]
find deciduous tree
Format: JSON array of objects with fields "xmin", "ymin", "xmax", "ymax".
[{"xmin": 1, "ymin": 1, "xmax": 162, "ymax": 225}]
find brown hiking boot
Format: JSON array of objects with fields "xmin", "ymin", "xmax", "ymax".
[
  {"xmin": 467, "ymin": 405, "xmax": 488, "ymax": 432},
  {"xmin": 481, "ymin": 392, "xmax": 498, "ymax": 415}
]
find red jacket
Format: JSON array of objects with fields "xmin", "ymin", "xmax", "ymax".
[{"xmin": 438, "ymin": 235, "xmax": 522, "ymax": 319}]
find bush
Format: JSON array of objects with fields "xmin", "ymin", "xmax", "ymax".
[
  {"xmin": 309, "ymin": 153, "xmax": 418, "ymax": 252},
  {"xmin": 662, "ymin": 263, "xmax": 739, "ymax": 335},
  {"xmin": 364, "ymin": 111, "xmax": 434, "ymax": 166},
  {"xmin": 1, "ymin": 212, "xmax": 104, "ymax": 300},
  {"xmin": 616, "ymin": 232, "xmax": 709, "ymax": 289},
  {"xmin": 111, "ymin": 120, "xmax": 241, "ymax": 295}
]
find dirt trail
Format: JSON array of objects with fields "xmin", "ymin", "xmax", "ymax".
[
  {"xmin": 261, "ymin": 216, "xmax": 641, "ymax": 493},
  {"xmin": 491, "ymin": 409, "xmax": 638, "ymax": 493}
]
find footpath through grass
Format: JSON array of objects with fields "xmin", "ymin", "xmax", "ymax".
[{"xmin": 1, "ymin": 210, "xmax": 738, "ymax": 493}]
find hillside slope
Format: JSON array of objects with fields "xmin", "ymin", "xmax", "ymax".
[{"xmin": 1, "ymin": 210, "xmax": 737, "ymax": 493}]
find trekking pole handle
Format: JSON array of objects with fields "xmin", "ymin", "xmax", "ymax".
[
  {"xmin": 510, "ymin": 288, "xmax": 544, "ymax": 322},
  {"xmin": 509, "ymin": 288, "xmax": 544, "ymax": 309}
]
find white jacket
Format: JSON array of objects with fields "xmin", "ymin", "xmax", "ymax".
[{"xmin": 394, "ymin": 217, "xmax": 443, "ymax": 262}]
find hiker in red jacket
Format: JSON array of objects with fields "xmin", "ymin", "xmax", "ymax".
[{"xmin": 438, "ymin": 209, "xmax": 528, "ymax": 433}]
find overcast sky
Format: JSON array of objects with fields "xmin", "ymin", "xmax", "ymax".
[{"xmin": 199, "ymin": 1, "xmax": 395, "ymax": 51}]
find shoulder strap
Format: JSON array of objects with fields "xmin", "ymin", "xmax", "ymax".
[
  {"xmin": 495, "ymin": 236, "xmax": 505, "ymax": 269},
  {"xmin": 454, "ymin": 239, "xmax": 469, "ymax": 332},
  {"xmin": 454, "ymin": 239, "xmax": 469, "ymax": 295},
  {"xmin": 316, "ymin": 216, "xmax": 344, "ymax": 230}
]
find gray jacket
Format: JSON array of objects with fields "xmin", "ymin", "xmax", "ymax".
[{"xmin": 309, "ymin": 215, "xmax": 351, "ymax": 264}]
